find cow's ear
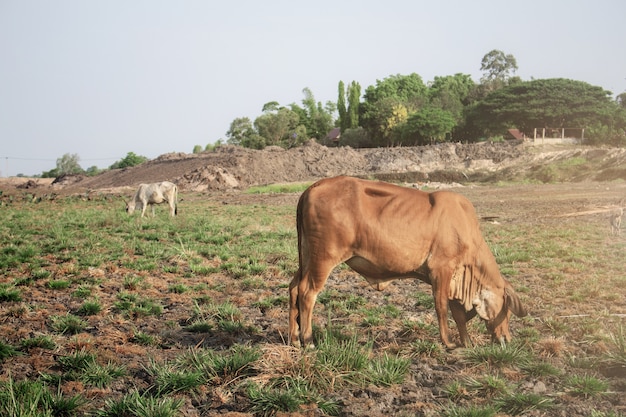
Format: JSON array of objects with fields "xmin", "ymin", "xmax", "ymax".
[{"xmin": 505, "ymin": 285, "xmax": 527, "ymax": 317}]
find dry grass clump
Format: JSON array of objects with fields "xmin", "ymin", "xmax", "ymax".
[{"xmin": 536, "ymin": 337, "xmax": 566, "ymax": 358}]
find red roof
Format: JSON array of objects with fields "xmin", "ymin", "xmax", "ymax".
[{"xmin": 507, "ymin": 129, "xmax": 525, "ymax": 140}]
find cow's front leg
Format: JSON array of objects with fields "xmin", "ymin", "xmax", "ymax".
[
  {"xmin": 432, "ymin": 278, "xmax": 456, "ymax": 349},
  {"xmin": 450, "ymin": 300, "xmax": 476, "ymax": 347}
]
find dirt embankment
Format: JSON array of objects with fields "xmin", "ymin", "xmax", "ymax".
[{"xmin": 2, "ymin": 141, "xmax": 626, "ymax": 197}]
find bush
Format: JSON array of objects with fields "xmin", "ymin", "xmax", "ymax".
[{"xmin": 110, "ymin": 152, "xmax": 148, "ymax": 169}]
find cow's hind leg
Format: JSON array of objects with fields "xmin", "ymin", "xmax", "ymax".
[
  {"xmin": 288, "ymin": 269, "xmax": 302, "ymax": 347},
  {"xmin": 297, "ymin": 261, "xmax": 334, "ymax": 349}
]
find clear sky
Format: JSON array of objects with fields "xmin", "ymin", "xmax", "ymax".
[{"xmin": 1, "ymin": 0, "xmax": 624, "ymax": 177}]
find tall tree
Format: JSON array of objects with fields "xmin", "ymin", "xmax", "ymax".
[
  {"xmin": 296, "ymin": 88, "xmax": 335, "ymax": 140},
  {"xmin": 347, "ymin": 81, "xmax": 361, "ymax": 129},
  {"xmin": 480, "ymin": 49, "xmax": 518, "ymax": 84},
  {"xmin": 337, "ymin": 81, "xmax": 348, "ymax": 132}
]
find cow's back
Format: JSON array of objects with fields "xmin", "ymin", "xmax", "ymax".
[{"xmin": 297, "ymin": 176, "xmax": 486, "ymax": 272}]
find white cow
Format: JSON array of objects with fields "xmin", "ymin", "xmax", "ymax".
[
  {"xmin": 126, "ymin": 181, "xmax": 178, "ymax": 217},
  {"xmin": 610, "ymin": 207, "xmax": 623, "ymax": 236}
]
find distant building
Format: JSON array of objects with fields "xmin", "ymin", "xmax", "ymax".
[{"xmin": 507, "ymin": 128, "xmax": 525, "ymax": 140}]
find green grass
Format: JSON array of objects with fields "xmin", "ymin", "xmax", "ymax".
[
  {"xmin": 0, "ymin": 188, "xmax": 624, "ymax": 415},
  {"xmin": 0, "ymin": 284, "xmax": 22, "ymax": 302},
  {"xmin": 245, "ymin": 182, "xmax": 312, "ymax": 194},
  {"xmin": 0, "ymin": 378, "xmax": 86, "ymax": 417},
  {"xmin": 50, "ymin": 313, "xmax": 88, "ymax": 334},
  {"xmin": 0, "ymin": 341, "xmax": 22, "ymax": 360}
]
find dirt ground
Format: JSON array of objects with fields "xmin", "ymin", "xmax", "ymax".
[
  {"xmin": 1, "ymin": 142, "xmax": 626, "ymax": 416},
  {"xmin": 2, "ymin": 140, "xmax": 625, "ymax": 200}
]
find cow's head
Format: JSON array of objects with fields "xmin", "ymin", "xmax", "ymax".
[
  {"xmin": 125, "ymin": 200, "xmax": 136, "ymax": 214},
  {"xmin": 473, "ymin": 280, "xmax": 527, "ymax": 345}
]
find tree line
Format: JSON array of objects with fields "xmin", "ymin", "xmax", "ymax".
[
  {"xmin": 41, "ymin": 152, "xmax": 149, "ymax": 178},
  {"xmin": 38, "ymin": 50, "xmax": 626, "ymax": 177},
  {"xmin": 224, "ymin": 50, "xmax": 626, "ymax": 149}
]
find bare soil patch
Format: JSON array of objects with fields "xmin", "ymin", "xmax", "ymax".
[
  {"xmin": 3, "ymin": 141, "xmax": 624, "ymax": 200},
  {"xmin": 1, "ymin": 143, "xmax": 625, "ymax": 416}
]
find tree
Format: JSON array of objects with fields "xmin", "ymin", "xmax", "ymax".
[
  {"xmin": 292, "ymin": 88, "xmax": 335, "ymax": 140},
  {"xmin": 192, "ymin": 145, "xmax": 203, "ymax": 154},
  {"xmin": 429, "ymin": 74, "xmax": 474, "ymax": 115},
  {"xmin": 254, "ymin": 106, "xmax": 305, "ymax": 148},
  {"xmin": 56, "ymin": 153, "xmax": 83, "ymax": 175},
  {"xmin": 466, "ymin": 78, "xmax": 617, "ymax": 139},
  {"xmin": 480, "ymin": 49, "xmax": 518, "ymax": 85},
  {"xmin": 617, "ymin": 92, "xmax": 626, "ymax": 109},
  {"xmin": 226, "ymin": 117, "xmax": 264, "ymax": 148},
  {"xmin": 337, "ymin": 81, "xmax": 348, "ymax": 132},
  {"xmin": 337, "ymin": 81, "xmax": 361, "ymax": 133},
  {"xmin": 360, "ymin": 73, "xmax": 428, "ymax": 145},
  {"xmin": 85, "ymin": 166, "xmax": 101, "ymax": 176},
  {"xmin": 110, "ymin": 152, "xmax": 148, "ymax": 169},
  {"xmin": 347, "ymin": 81, "xmax": 361, "ymax": 130},
  {"xmin": 398, "ymin": 107, "xmax": 456, "ymax": 145}
]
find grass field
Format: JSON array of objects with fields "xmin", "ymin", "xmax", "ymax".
[{"xmin": 0, "ymin": 181, "xmax": 625, "ymax": 416}]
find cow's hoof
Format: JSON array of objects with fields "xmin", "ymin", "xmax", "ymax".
[
  {"xmin": 444, "ymin": 342, "xmax": 460, "ymax": 351},
  {"xmin": 290, "ymin": 340, "xmax": 301, "ymax": 348}
]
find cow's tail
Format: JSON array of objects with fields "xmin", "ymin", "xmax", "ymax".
[
  {"xmin": 174, "ymin": 184, "xmax": 179, "ymax": 215},
  {"xmin": 295, "ymin": 188, "xmax": 306, "ymax": 275}
]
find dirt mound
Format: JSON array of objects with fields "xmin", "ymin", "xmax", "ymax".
[
  {"xmin": 2, "ymin": 141, "xmax": 625, "ymax": 197},
  {"xmin": 61, "ymin": 140, "xmax": 527, "ymax": 194}
]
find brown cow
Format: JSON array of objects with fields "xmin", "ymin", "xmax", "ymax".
[{"xmin": 289, "ymin": 176, "xmax": 527, "ymax": 349}]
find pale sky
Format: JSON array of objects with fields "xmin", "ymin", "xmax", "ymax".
[{"xmin": 1, "ymin": 0, "xmax": 624, "ymax": 177}]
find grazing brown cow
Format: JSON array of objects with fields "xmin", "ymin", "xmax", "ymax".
[{"xmin": 289, "ymin": 176, "xmax": 527, "ymax": 349}]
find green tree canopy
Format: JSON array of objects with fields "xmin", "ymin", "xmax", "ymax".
[
  {"xmin": 110, "ymin": 152, "xmax": 148, "ymax": 170},
  {"xmin": 429, "ymin": 73, "xmax": 475, "ymax": 126},
  {"xmin": 226, "ymin": 117, "xmax": 265, "ymax": 149},
  {"xmin": 398, "ymin": 107, "xmax": 456, "ymax": 145},
  {"xmin": 360, "ymin": 74, "xmax": 428, "ymax": 145},
  {"xmin": 466, "ymin": 78, "xmax": 616, "ymax": 138},
  {"xmin": 290, "ymin": 88, "xmax": 335, "ymax": 141},
  {"xmin": 254, "ymin": 106, "xmax": 307, "ymax": 148},
  {"xmin": 480, "ymin": 49, "xmax": 518, "ymax": 84}
]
